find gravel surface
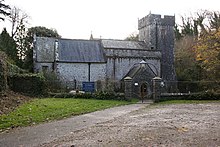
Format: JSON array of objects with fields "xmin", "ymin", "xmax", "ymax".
[
  {"xmin": 0, "ymin": 103, "xmax": 148, "ymax": 147},
  {"xmin": 40, "ymin": 103, "xmax": 220, "ymax": 147}
]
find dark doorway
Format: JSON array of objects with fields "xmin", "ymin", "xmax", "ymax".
[{"xmin": 140, "ymin": 83, "xmax": 147, "ymax": 102}]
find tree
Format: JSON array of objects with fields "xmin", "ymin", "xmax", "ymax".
[
  {"xmin": 180, "ymin": 16, "xmax": 194, "ymax": 37},
  {"xmin": 174, "ymin": 24, "xmax": 182, "ymax": 40},
  {"xmin": 0, "ymin": 28, "xmax": 19, "ymax": 64},
  {"xmin": 210, "ymin": 12, "xmax": 220, "ymax": 31},
  {"xmin": 5, "ymin": 6, "xmax": 30, "ymax": 67},
  {"xmin": 14, "ymin": 18, "xmax": 27, "ymax": 62},
  {"xmin": 23, "ymin": 26, "xmax": 61, "ymax": 72},
  {"xmin": 175, "ymin": 35, "xmax": 202, "ymax": 81},
  {"xmin": 0, "ymin": 0, "xmax": 10, "ymax": 21},
  {"xmin": 193, "ymin": 11, "xmax": 220, "ymax": 81},
  {"xmin": 27, "ymin": 26, "xmax": 61, "ymax": 38},
  {"xmin": 125, "ymin": 32, "xmax": 139, "ymax": 41},
  {"xmin": 194, "ymin": 28, "xmax": 220, "ymax": 81},
  {"xmin": 9, "ymin": 6, "xmax": 29, "ymax": 38},
  {"xmin": 175, "ymin": 15, "xmax": 200, "ymax": 80},
  {"xmin": 175, "ymin": 10, "xmax": 220, "ymax": 81}
]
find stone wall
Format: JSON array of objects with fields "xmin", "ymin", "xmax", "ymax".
[
  {"xmin": 34, "ymin": 37, "xmax": 56, "ymax": 62},
  {"xmin": 138, "ymin": 13, "xmax": 176, "ymax": 84},
  {"xmin": 34, "ymin": 63, "xmax": 54, "ymax": 73},
  {"xmin": 90, "ymin": 63, "xmax": 106, "ymax": 81},
  {"xmin": 33, "ymin": 37, "xmax": 57, "ymax": 73},
  {"xmin": 105, "ymin": 48, "xmax": 161, "ymax": 81},
  {"xmin": 131, "ymin": 69, "xmax": 155, "ymax": 99},
  {"xmin": 57, "ymin": 62, "xmax": 106, "ymax": 89}
]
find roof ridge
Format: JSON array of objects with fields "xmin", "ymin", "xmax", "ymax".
[
  {"xmin": 102, "ymin": 39, "xmax": 145, "ymax": 43},
  {"xmin": 36, "ymin": 36, "xmax": 101, "ymax": 42}
]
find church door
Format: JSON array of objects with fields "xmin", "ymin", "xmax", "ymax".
[{"xmin": 140, "ymin": 83, "xmax": 147, "ymax": 102}]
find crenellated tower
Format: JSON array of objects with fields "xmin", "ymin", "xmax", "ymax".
[{"xmin": 138, "ymin": 13, "xmax": 176, "ymax": 91}]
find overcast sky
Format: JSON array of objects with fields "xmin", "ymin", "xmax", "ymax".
[{"xmin": 1, "ymin": 0, "xmax": 219, "ymax": 39}]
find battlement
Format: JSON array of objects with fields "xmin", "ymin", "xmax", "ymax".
[{"xmin": 138, "ymin": 14, "xmax": 175, "ymax": 30}]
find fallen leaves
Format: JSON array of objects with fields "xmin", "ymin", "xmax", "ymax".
[{"xmin": 177, "ymin": 126, "xmax": 189, "ymax": 133}]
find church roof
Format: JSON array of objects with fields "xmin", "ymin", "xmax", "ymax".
[
  {"xmin": 125, "ymin": 65, "xmax": 142, "ymax": 78},
  {"xmin": 58, "ymin": 39, "xmax": 106, "ymax": 63},
  {"xmin": 101, "ymin": 39, "xmax": 148, "ymax": 49},
  {"xmin": 35, "ymin": 37, "xmax": 159, "ymax": 63},
  {"xmin": 123, "ymin": 62, "xmax": 158, "ymax": 80}
]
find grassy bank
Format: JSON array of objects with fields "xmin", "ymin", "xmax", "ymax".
[{"xmin": 0, "ymin": 98, "xmax": 136, "ymax": 131}]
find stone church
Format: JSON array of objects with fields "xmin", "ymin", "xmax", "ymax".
[{"xmin": 33, "ymin": 13, "xmax": 176, "ymax": 98}]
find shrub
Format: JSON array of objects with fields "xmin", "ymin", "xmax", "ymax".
[
  {"xmin": 160, "ymin": 91, "xmax": 220, "ymax": 102},
  {"xmin": 0, "ymin": 51, "xmax": 8, "ymax": 92},
  {"xmin": 43, "ymin": 71, "xmax": 65, "ymax": 93},
  {"xmin": 49, "ymin": 92, "xmax": 74, "ymax": 98},
  {"xmin": 8, "ymin": 73, "xmax": 46, "ymax": 96},
  {"xmin": 48, "ymin": 91, "xmax": 127, "ymax": 101},
  {"xmin": 187, "ymin": 91, "xmax": 220, "ymax": 100}
]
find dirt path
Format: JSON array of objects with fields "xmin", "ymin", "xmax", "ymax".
[{"xmin": 40, "ymin": 103, "xmax": 220, "ymax": 147}]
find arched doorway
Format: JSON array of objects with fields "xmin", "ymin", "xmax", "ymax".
[{"xmin": 140, "ymin": 83, "xmax": 147, "ymax": 102}]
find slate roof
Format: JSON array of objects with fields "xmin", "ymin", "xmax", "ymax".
[
  {"xmin": 58, "ymin": 39, "xmax": 106, "ymax": 63},
  {"xmin": 125, "ymin": 65, "xmax": 142, "ymax": 78},
  {"xmin": 123, "ymin": 63, "xmax": 158, "ymax": 80},
  {"xmin": 101, "ymin": 39, "xmax": 148, "ymax": 49}
]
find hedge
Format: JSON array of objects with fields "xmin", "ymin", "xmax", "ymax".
[
  {"xmin": 48, "ymin": 91, "xmax": 127, "ymax": 101},
  {"xmin": 0, "ymin": 52, "xmax": 7, "ymax": 92},
  {"xmin": 8, "ymin": 73, "xmax": 46, "ymax": 96},
  {"xmin": 160, "ymin": 91, "xmax": 220, "ymax": 102}
]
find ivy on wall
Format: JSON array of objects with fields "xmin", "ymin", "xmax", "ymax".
[{"xmin": 0, "ymin": 51, "xmax": 45, "ymax": 96}]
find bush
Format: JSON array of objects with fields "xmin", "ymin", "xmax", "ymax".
[
  {"xmin": 0, "ymin": 52, "xmax": 8, "ymax": 92},
  {"xmin": 49, "ymin": 92, "xmax": 74, "ymax": 98},
  {"xmin": 187, "ymin": 91, "xmax": 220, "ymax": 100},
  {"xmin": 43, "ymin": 71, "xmax": 65, "ymax": 93},
  {"xmin": 8, "ymin": 73, "xmax": 46, "ymax": 96},
  {"xmin": 94, "ymin": 92, "xmax": 126, "ymax": 100},
  {"xmin": 160, "ymin": 91, "xmax": 220, "ymax": 102},
  {"xmin": 48, "ymin": 91, "xmax": 127, "ymax": 101}
]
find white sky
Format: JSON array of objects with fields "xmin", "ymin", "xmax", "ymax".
[{"xmin": 1, "ymin": 0, "xmax": 220, "ymax": 39}]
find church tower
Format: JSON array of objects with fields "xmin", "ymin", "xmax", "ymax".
[{"xmin": 138, "ymin": 13, "xmax": 176, "ymax": 91}]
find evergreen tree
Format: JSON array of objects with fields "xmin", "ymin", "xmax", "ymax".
[
  {"xmin": 174, "ymin": 24, "xmax": 182, "ymax": 40},
  {"xmin": 0, "ymin": 28, "xmax": 19, "ymax": 64}
]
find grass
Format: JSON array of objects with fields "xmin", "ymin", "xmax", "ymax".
[
  {"xmin": 0, "ymin": 98, "xmax": 137, "ymax": 131},
  {"xmin": 158, "ymin": 100, "xmax": 220, "ymax": 105}
]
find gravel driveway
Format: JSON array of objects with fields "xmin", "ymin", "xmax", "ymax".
[
  {"xmin": 0, "ymin": 102, "xmax": 219, "ymax": 147},
  {"xmin": 41, "ymin": 103, "xmax": 220, "ymax": 147}
]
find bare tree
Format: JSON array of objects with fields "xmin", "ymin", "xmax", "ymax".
[{"xmin": 9, "ymin": 6, "xmax": 29, "ymax": 38}]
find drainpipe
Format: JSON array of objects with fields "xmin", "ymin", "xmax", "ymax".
[
  {"xmin": 88, "ymin": 63, "xmax": 91, "ymax": 82},
  {"xmin": 155, "ymin": 21, "xmax": 158, "ymax": 50},
  {"xmin": 113, "ymin": 55, "xmax": 116, "ymax": 81}
]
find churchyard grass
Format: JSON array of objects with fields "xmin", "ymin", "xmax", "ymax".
[
  {"xmin": 0, "ymin": 98, "xmax": 137, "ymax": 131},
  {"xmin": 158, "ymin": 100, "xmax": 220, "ymax": 105}
]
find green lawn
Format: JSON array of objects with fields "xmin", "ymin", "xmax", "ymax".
[
  {"xmin": 0, "ymin": 98, "xmax": 136, "ymax": 131},
  {"xmin": 158, "ymin": 100, "xmax": 220, "ymax": 105}
]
